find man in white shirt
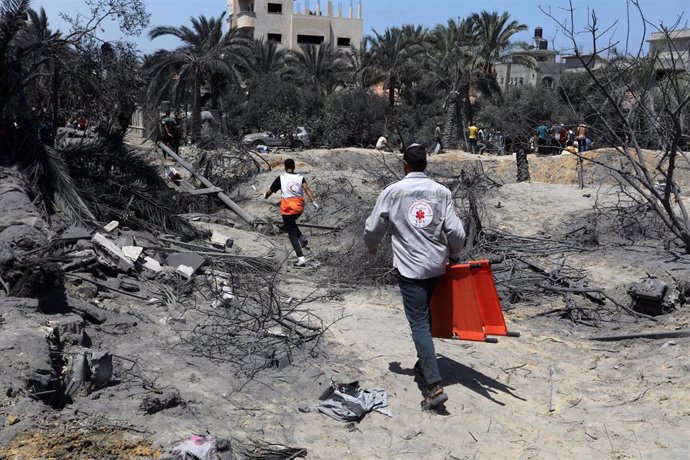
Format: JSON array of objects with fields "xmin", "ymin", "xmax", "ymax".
[
  {"xmin": 265, "ymin": 159, "xmax": 319, "ymax": 266},
  {"xmin": 375, "ymin": 135, "xmax": 390, "ymax": 151},
  {"xmin": 364, "ymin": 143, "xmax": 466, "ymax": 410}
]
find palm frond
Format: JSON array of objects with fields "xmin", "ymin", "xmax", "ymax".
[
  {"xmin": 20, "ymin": 134, "xmax": 96, "ymax": 224},
  {"xmin": 62, "ymin": 141, "xmax": 206, "ymax": 240}
]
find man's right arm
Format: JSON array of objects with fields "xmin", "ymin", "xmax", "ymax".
[
  {"xmin": 363, "ymin": 189, "xmax": 391, "ymax": 253},
  {"xmin": 443, "ymin": 191, "xmax": 466, "ymax": 260},
  {"xmin": 265, "ymin": 176, "xmax": 281, "ymax": 198}
]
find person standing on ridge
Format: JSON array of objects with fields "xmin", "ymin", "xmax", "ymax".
[
  {"xmin": 468, "ymin": 123, "xmax": 479, "ymax": 154},
  {"xmin": 434, "ymin": 124, "xmax": 443, "ymax": 153},
  {"xmin": 576, "ymin": 122, "xmax": 588, "ymax": 153},
  {"xmin": 364, "ymin": 143, "xmax": 466, "ymax": 411},
  {"xmin": 265, "ymin": 159, "xmax": 319, "ymax": 267},
  {"xmin": 536, "ymin": 121, "xmax": 549, "ymax": 154}
]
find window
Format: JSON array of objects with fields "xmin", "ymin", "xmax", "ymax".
[
  {"xmin": 297, "ymin": 34, "xmax": 324, "ymax": 45},
  {"xmin": 267, "ymin": 3, "xmax": 282, "ymax": 13},
  {"xmin": 519, "ymin": 77, "xmax": 524, "ymax": 85},
  {"xmin": 267, "ymin": 33, "xmax": 282, "ymax": 43},
  {"xmin": 337, "ymin": 37, "xmax": 351, "ymax": 47}
]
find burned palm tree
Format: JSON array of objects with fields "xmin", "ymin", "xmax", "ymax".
[{"xmin": 147, "ymin": 13, "xmax": 253, "ymax": 142}]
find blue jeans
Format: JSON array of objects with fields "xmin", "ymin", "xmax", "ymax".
[{"xmin": 398, "ymin": 273, "xmax": 441, "ymax": 386}]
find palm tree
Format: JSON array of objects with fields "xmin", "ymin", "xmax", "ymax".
[
  {"xmin": 344, "ymin": 38, "xmax": 379, "ymax": 89},
  {"xmin": 147, "ymin": 13, "xmax": 252, "ymax": 141},
  {"xmin": 21, "ymin": 7, "xmax": 78, "ymax": 133},
  {"xmin": 0, "ymin": 0, "xmax": 94, "ymax": 222},
  {"xmin": 252, "ymin": 37, "xmax": 296, "ymax": 79},
  {"xmin": 369, "ymin": 26, "xmax": 427, "ymax": 108},
  {"xmin": 470, "ymin": 11, "xmax": 531, "ymax": 76},
  {"xmin": 294, "ymin": 42, "xmax": 348, "ymax": 95},
  {"xmin": 427, "ymin": 18, "xmax": 476, "ymax": 147}
]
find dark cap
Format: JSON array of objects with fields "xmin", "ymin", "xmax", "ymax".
[{"xmin": 403, "ymin": 143, "xmax": 427, "ymax": 166}]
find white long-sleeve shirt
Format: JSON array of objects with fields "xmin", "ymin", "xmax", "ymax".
[{"xmin": 364, "ymin": 172, "xmax": 466, "ymax": 279}]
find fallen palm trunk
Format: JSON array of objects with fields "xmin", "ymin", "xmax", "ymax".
[
  {"xmin": 157, "ymin": 142, "xmax": 257, "ymax": 225},
  {"xmin": 589, "ymin": 329, "xmax": 690, "ymax": 341}
]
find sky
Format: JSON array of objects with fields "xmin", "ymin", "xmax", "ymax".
[{"xmin": 31, "ymin": 0, "xmax": 689, "ymax": 55}]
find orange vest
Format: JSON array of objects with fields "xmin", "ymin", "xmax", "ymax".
[{"xmin": 279, "ymin": 173, "xmax": 305, "ymax": 215}]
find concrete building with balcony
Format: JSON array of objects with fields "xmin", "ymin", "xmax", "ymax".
[
  {"xmin": 560, "ymin": 53, "xmax": 607, "ymax": 73},
  {"xmin": 647, "ymin": 28, "xmax": 690, "ymax": 72},
  {"xmin": 226, "ymin": 0, "xmax": 363, "ymax": 50},
  {"xmin": 495, "ymin": 27, "xmax": 565, "ymax": 91}
]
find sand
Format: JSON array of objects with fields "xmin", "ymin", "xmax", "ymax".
[{"xmin": 2, "ymin": 148, "xmax": 689, "ymax": 459}]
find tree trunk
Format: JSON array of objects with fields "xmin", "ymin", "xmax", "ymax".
[
  {"xmin": 388, "ymin": 86, "xmax": 395, "ymax": 109},
  {"xmin": 442, "ymin": 96, "xmax": 457, "ymax": 148},
  {"xmin": 51, "ymin": 61, "xmax": 60, "ymax": 136},
  {"xmin": 464, "ymin": 89, "xmax": 474, "ymax": 125},
  {"xmin": 191, "ymin": 76, "xmax": 202, "ymax": 143}
]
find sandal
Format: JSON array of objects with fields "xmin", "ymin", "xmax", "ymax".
[{"xmin": 421, "ymin": 384, "xmax": 448, "ymax": 411}]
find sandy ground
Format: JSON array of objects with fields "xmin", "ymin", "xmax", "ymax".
[{"xmin": 2, "ymin": 148, "xmax": 689, "ymax": 459}]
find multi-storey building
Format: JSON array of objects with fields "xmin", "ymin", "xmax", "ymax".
[
  {"xmin": 227, "ymin": 0, "xmax": 363, "ymax": 50},
  {"xmin": 495, "ymin": 27, "xmax": 565, "ymax": 91},
  {"xmin": 647, "ymin": 28, "xmax": 690, "ymax": 72}
]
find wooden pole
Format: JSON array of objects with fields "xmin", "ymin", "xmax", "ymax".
[{"xmin": 157, "ymin": 142, "xmax": 257, "ymax": 225}]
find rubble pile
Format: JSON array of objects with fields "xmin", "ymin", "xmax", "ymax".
[{"xmin": 0, "ymin": 158, "xmax": 318, "ymax": 458}]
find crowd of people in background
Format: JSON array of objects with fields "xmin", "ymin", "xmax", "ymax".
[
  {"xmin": 34, "ymin": 110, "xmax": 104, "ymax": 147},
  {"xmin": 534, "ymin": 121, "xmax": 592, "ymax": 155},
  {"xmin": 464, "ymin": 123, "xmax": 505, "ymax": 155}
]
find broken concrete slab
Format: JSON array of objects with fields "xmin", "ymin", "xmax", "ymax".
[
  {"xmin": 103, "ymin": 221, "xmax": 119, "ymax": 233},
  {"xmin": 65, "ymin": 350, "xmax": 89, "ymax": 398},
  {"xmin": 89, "ymin": 351, "xmax": 113, "ymax": 391},
  {"xmin": 142, "ymin": 256, "xmax": 162, "ymax": 272},
  {"xmin": 65, "ymin": 349, "xmax": 113, "ymax": 397},
  {"xmin": 0, "ymin": 310, "xmax": 54, "ymax": 400},
  {"xmin": 92, "ymin": 233, "xmax": 134, "ymax": 272},
  {"xmin": 165, "ymin": 252, "xmax": 205, "ymax": 276},
  {"xmin": 211, "ymin": 231, "xmax": 234, "ymax": 248},
  {"xmin": 176, "ymin": 265, "xmax": 194, "ymax": 279},
  {"xmin": 47, "ymin": 313, "xmax": 85, "ymax": 346},
  {"xmin": 67, "ymin": 297, "xmax": 108, "ymax": 324},
  {"xmin": 59, "ymin": 225, "xmax": 92, "ymax": 241},
  {"xmin": 122, "ymin": 246, "xmax": 143, "ymax": 262}
]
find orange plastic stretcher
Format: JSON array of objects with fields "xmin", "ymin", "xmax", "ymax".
[{"xmin": 430, "ymin": 260, "xmax": 520, "ymax": 343}]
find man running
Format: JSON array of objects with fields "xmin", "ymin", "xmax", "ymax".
[
  {"xmin": 265, "ymin": 159, "xmax": 319, "ymax": 267},
  {"xmin": 364, "ymin": 143, "xmax": 466, "ymax": 410}
]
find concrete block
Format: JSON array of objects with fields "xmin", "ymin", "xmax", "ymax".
[
  {"xmin": 122, "ymin": 246, "xmax": 143, "ymax": 262},
  {"xmin": 142, "ymin": 256, "xmax": 162, "ymax": 272},
  {"xmin": 103, "ymin": 221, "xmax": 119, "ymax": 232},
  {"xmin": 89, "ymin": 351, "xmax": 113, "ymax": 391},
  {"xmin": 166, "ymin": 252, "xmax": 205, "ymax": 277},
  {"xmin": 92, "ymin": 232, "xmax": 134, "ymax": 271}
]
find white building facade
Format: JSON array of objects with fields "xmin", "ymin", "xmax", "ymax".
[{"xmin": 227, "ymin": 0, "xmax": 363, "ymax": 50}]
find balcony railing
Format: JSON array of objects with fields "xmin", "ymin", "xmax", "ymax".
[{"xmin": 235, "ymin": 11, "xmax": 256, "ymax": 29}]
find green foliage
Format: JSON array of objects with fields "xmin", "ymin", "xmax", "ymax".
[
  {"xmin": 318, "ymin": 88, "xmax": 389, "ymax": 147},
  {"xmin": 63, "ymin": 141, "xmax": 205, "ymax": 239},
  {"xmin": 147, "ymin": 13, "xmax": 253, "ymax": 141}
]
